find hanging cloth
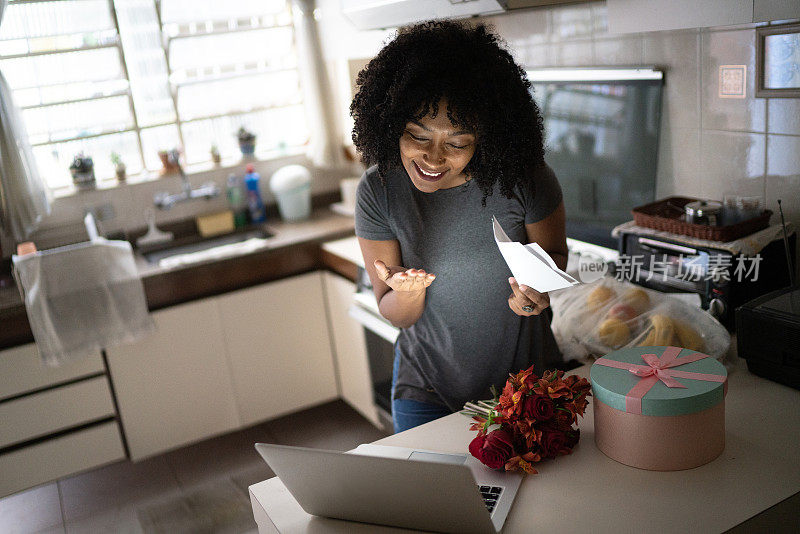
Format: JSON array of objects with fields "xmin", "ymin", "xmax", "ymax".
[
  {"xmin": 0, "ymin": 0, "xmax": 52, "ymax": 241},
  {"xmin": 12, "ymin": 231, "xmax": 154, "ymax": 366}
]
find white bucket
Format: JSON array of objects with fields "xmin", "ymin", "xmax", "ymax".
[
  {"xmin": 270, "ymin": 165, "xmax": 312, "ymax": 222},
  {"xmin": 275, "ymin": 184, "xmax": 311, "ymax": 222}
]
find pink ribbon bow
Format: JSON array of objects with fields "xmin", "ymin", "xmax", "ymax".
[{"xmin": 595, "ymin": 346, "xmax": 727, "ymax": 415}]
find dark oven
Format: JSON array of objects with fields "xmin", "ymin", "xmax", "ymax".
[{"xmin": 349, "ymin": 266, "xmax": 398, "ymax": 431}]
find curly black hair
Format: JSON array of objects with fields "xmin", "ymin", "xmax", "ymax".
[{"xmin": 350, "ymin": 19, "xmax": 546, "ymax": 203}]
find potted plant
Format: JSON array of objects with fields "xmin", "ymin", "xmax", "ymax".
[
  {"xmin": 110, "ymin": 151, "xmax": 126, "ymax": 181},
  {"xmin": 158, "ymin": 148, "xmax": 180, "ymax": 175},
  {"xmin": 210, "ymin": 144, "xmax": 221, "ymax": 165},
  {"xmin": 69, "ymin": 153, "xmax": 95, "ymax": 190},
  {"xmin": 236, "ymin": 127, "xmax": 256, "ymax": 157}
]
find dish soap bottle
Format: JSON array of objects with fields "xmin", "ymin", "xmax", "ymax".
[
  {"xmin": 244, "ymin": 164, "xmax": 266, "ymax": 224},
  {"xmin": 226, "ymin": 173, "xmax": 247, "ymax": 228}
]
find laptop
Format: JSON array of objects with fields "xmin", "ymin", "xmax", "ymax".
[{"xmin": 255, "ymin": 442, "xmax": 523, "ymax": 534}]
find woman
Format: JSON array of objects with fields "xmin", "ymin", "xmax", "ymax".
[{"xmin": 351, "ymin": 20, "xmax": 567, "ymax": 433}]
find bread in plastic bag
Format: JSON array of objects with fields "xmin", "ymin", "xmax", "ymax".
[{"xmin": 550, "ymin": 277, "xmax": 730, "ymax": 362}]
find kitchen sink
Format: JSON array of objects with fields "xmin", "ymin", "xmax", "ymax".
[{"xmin": 140, "ymin": 227, "xmax": 274, "ymax": 265}]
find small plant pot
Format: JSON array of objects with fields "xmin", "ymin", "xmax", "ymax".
[
  {"xmin": 238, "ymin": 139, "xmax": 256, "ymax": 157},
  {"xmin": 71, "ymin": 169, "xmax": 96, "ymax": 190},
  {"xmin": 158, "ymin": 151, "xmax": 180, "ymax": 175},
  {"xmin": 115, "ymin": 164, "xmax": 127, "ymax": 181},
  {"xmin": 211, "ymin": 152, "xmax": 222, "ymax": 165}
]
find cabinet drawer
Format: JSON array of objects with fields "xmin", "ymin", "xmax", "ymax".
[
  {"xmin": 0, "ymin": 376, "xmax": 115, "ymax": 449},
  {"xmin": 0, "ymin": 343, "xmax": 104, "ymax": 400},
  {"xmin": 0, "ymin": 422, "xmax": 125, "ymax": 498}
]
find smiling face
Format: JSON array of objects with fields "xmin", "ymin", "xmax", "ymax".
[{"xmin": 398, "ymin": 100, "xmax": 477, "ymax": 193}]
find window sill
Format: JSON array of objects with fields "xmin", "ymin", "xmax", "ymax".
[{"xmin": 51, "ymin": 146, "xmax": 307, "ymax": 200}]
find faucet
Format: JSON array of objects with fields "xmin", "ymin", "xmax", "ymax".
[{"xmin": 154, "ymin": 149, "xmax": 221, "ymax": 210}]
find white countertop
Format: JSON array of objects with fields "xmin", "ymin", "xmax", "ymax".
[
  {"xmin": 249, "ymin": 356, "xmax": 800, "ymax": 533},
  {"xmin": 321, "ymin": 235, "xmax": 364, "ymax": 269}
]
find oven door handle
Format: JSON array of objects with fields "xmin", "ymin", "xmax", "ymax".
[
  {"xmin": 348, "ymin": 305, "xmax": 400, "ymax": 344},
  {"xmin": 637, "ymin": 237, "xmax": 698, "ymax": 256}
]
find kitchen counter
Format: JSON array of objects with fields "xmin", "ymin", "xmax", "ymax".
[
  {"xmin": 249, "ymin": 356, "xmax": 800, "ymax": 533},
  {"xmin": 0, "ymin": 208, "xmax": 355, "ymax": 349}
]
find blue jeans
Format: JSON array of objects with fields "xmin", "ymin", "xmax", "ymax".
[{"xmin": 391, "ymin": 345, "xmax": 451, "ymax": 434}]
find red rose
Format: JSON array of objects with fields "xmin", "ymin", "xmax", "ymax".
[
  {"xmin": 539, "ymin": 428, "xmax": 568, "ymax": 459},
  {"xmin": 469, "ymin": 428, "xmax": 514, "ymax": 469},
  {"xmin": 522, "ymin": 394, "xmax": 554, "ymax": 422}
]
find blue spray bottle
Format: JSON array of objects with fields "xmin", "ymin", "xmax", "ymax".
[{"xmin": 244, "ymin": 164, "xmax": 266, "ymax": 224}]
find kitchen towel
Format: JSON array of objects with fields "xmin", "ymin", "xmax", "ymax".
[{"xmin": 12, "ymin": 239, "xmax": 154, "ymax": 366}]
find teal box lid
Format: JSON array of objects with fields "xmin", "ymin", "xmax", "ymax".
[{"xmin": 590, "ymin": 346, "xmax": 727, "ymax": 417}]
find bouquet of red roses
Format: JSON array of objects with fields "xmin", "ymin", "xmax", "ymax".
[{"xmin": 462, "ymin": 367, "xmax": 592, "ymax": 474}]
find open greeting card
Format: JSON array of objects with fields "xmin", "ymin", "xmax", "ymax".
[{"xmin": 493, "ymin": 216, "xmax": 580, "ymax": 293}]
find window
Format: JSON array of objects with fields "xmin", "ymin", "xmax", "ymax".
[{"xmin": 0, "ymin": 0, "xmax": 309, "ymax": 192}]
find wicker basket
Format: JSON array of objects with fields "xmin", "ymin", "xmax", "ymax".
[{"xmin": 631, "ymin": 196, "xmax": 771, "ymax": 242}]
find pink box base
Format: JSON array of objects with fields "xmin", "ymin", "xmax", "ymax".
[{"xmin": 593, "ymin": 397, "xmax": 725, "ymax": 471}]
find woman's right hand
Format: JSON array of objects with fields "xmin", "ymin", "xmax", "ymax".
[{"xmin": 374, "ymin": 259, "xmax": 435, "ymax": 293}]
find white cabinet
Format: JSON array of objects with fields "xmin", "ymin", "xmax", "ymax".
[
  {"xmin": 105, "ymin": 299, "xmax": 240, "ymax": 461},
  {"xmin": 321, "ymin": 272, "xmax": 380, "ymax": 428},
  {"xmin": 217, "ymin": 272, "xmax": 338, "ymax": 426},
  {"xmin": 0, "ymin": 344, "xmax": 125, "ymax": 497},
  {"xmin": 608, "ymin": 0, "xmax": 800, "ymax": 33}
]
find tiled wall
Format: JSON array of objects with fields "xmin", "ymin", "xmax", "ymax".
[{"xmin": 316, "ymin": 0, "xmax": 800, "ymax": 275}]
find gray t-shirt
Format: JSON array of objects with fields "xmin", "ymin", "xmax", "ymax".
[{"xmin": 355, "ymin": 164, "xmax": 564, "ymax": 412}]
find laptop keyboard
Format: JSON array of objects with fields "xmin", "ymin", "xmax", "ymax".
[{"xmin": 478, "ymin": 485, "xmax": 503, "ymax": 514}]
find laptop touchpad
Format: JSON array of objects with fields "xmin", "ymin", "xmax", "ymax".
[{"xmin": 408, "ymin": 451, "xmax": 467, "ymax": 464}]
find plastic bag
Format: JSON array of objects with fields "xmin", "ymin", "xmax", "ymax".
[
  {"xmin": 12, "ymin": 239, "xmax": 154, "ymax": 366},
  {"xmin": 550, "ymin": 277, "xmax": 730, "ymax": 362}
]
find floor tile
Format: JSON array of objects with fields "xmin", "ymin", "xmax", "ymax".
[
  {"xmin": 0, "ymin": 483, "xmax": 63, "ymax": 534},
  {"xmin": 65, "ymin": 502, "xmax": 145, "ymax": 534},
  {"xmin": 260, "ymin": 400, "xmax": 389, "ymax": 451},
  {"xmin": 163, "ymin": 425, "xmax": 277, "ymax": 489},
  {"xmin": 58, "ymin": 455, "xmax": 179, "ymax": 523},
  {"xmin": 136, "ymin": 480, "xmax": 255, "ymax": 534},
  {"xmin": 230, "ymin": 464, "xmax": 275, "ymax": 497}
]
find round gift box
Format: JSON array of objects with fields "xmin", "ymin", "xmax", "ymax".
[{"xmin": 590, "ymin": 346, "xmax": 727, "ymax": 471}]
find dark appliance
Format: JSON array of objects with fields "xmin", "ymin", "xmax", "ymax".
[
  {"xmin": 617, "ymin": 229, "xmax": 796, "ymax": 330},
  {"xmin": 737, "ymin": 286, "xmax": 800, "ymax": 390},
  {"xmin": 528, "ymin": 67, "xmax": 664, "ymax": 249},
  {"xmin": 350, "ymin": 266, "xmax": 398, "ymax": 433}
]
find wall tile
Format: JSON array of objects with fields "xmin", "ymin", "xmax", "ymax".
[
  {"xmin": 552, "ymin": 39, "xmax": 593, "ymax": 67},
  {"xmin": 643, "ymin": 30, "xmax": 700, "ymax": 129},
  {"xmin": 484, "ymin": 8, "xmax": 550, "ymax": 46},
  {"xmin": 518, "ymin": 44, "xmax": 554, "ymax": 68},
  {"xmin": 764, "ymin": 146, "xmax": 800, "ymax": 279},
  {"xmin": 700, "ymin": 29, "xmax": 766, "ymax": 132},
  {"xmin": 655, "ymin": 127, "xmax": 702, "ymax": 199},
  {"xmin": 765, "ymin": 174, "xmax": 799, "ymax": 229},
  {"xmin": 699, "ymin": 130, "xmax": 766, "ymax": 200},
  {"xmin": 768, "ymin": 99, "xmax": 800, "ymax": 136},
  {"xmin": 766, "ymin": 134, "xmax": 800, "ymax": 178},
  {"xmin": 591, "ymin": 3, "xmax": 609, "ymax": 36},
  {"xmin": 594, "ymin": 35, "xmax": 644, "ymax": 65},
  {"xmin": 551, "ymin": 4, "xmax": 593, "ymax": 41}
]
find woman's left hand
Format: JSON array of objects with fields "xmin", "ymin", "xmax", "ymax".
[{"xmin": 508, "ymin": 277, "xmax": 550, "ymax": 316}]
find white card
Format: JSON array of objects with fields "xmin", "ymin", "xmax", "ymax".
[{"xmin": 493, "ymin": 216, "xmax": 580, "ymax": 293}]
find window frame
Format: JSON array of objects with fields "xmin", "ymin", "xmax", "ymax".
[{"xmin": 2, "ymin": 0, "xmax": 307, "ymax": 196}]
